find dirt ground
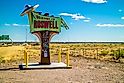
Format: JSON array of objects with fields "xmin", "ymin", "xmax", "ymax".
[{"xmin": 0, "ymin": 56, "xmax": 124, "ymax": 83}]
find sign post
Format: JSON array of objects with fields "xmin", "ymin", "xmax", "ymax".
[{"xmin": 20, "ymin": 4, "xmax": 69, "ymax": 65}]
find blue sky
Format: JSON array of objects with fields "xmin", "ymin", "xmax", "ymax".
[{"xmin": 0, "ymin": 0, "xmax": 124, "ymax": 42}]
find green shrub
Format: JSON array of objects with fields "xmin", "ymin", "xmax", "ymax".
[
  {"xmin": 0, "ymin": 56, "xmax": 4, "ymax": 63},
  {"xmin": 100, "ymin": 50, "xmax": 109, "ymax": 56},
  {"xmin": 113, "ymin": 49, "xmax": 124, "ymax": 60}
]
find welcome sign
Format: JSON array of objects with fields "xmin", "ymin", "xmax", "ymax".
[
  {"xmin": 30, "ymin": 12, "xmax": 61, "ymax": 33},
  {"xmin": 20, "ymin": 4, "xmax": 69, "ymax": 65}
]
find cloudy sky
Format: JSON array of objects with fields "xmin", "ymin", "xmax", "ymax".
[{"xmin": 0, "ymin": 0, "xmax": 124, "ymax": 42}]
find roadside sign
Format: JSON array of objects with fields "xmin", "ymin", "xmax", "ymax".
[
  {"xmin": 0, "ymin": 35, "xmax": 9, "ymax": 40},
  {"xmin": 20, "ymin": 4, "xmax": 69, "ymax": 65}
]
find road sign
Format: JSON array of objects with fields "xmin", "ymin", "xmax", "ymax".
[{"xmin": 0, "ymin": 35, "xmax": 9, "ymax": 40}]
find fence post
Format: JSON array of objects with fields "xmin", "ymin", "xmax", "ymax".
[
  {"xmin": 58, "ymin": 47, "xmax": 61, "ymax": 63},
  {"xmin": 50, "ymin": 47, "xmax": 52, "ymax": 61},
  {"xmin": 82, "ymin": 48, "xmax": 84, "ymax": 56},
  {"xmin": 66, "ymin": 48, "xmax": 70, "ymax": 67},
  {"xmin": 24, "ymin": 49, "xmax": 28, "ymax": 68},
  {"xmin": 96, "ymin": 48, "xmax": 99, "ymax": 59}
]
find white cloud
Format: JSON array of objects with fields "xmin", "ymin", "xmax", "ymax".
[
  {"xmin": 82, "ymin": 0, "xmax": 107, "ymax": 3},
  {"xmin": 83, "ymin": 19, "xmax": 90, "ymax": 22},
  {"xmin": 121, "ymin": 17, "xmax": 124, "ymax": 20},
  {"xmin": 4, "ymin": 23, "xmax": 29, "ymax": 27},
  {"xmin": 4, "ymin": 23, "xmax": 11, "ymax": 26},
  {"xmin": 72, "ymin": 14, "xmax": 86, "ymax": 20},
  {"xmin": 118, "ymin": 9, "xmax": 122, "ymax": 12},
  {"xmin": 12, "ymin": 23, "xmax": 20, "ymax": 26},
  {"xmin": 59, "ymin": 13, "xmax": 86, "ymax": 20},
  {"xmin": 59, "ymin": 13, "xmax": 90, "ymax": 22},
  {"xmin": 96, "ymin": 24, "xmax": 124, "ymax": 27},
  {"xmin": 70, "ymin": 22, "xmax": 73, "ymax": 24},
  {"xmin": 59, "ymin": 13, "xmax": 72, "ymax": 17}
]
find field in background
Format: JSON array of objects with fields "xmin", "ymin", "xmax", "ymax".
[
  {"xmin": 0, "ymin": 43, "xmax": 124, "ymax": 68},
  {"xmin": 50, "ymin": 43, "xmax": 124, "ymax": 63}
]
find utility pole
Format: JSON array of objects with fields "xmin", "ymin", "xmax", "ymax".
[{"xmin": 25, "ymin": 28, "xmax": 27, "ymax": 43}]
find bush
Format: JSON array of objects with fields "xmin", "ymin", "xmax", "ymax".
[
  {"xmin": 113, "ymin": 49, "xmax": 124, "ymax": 60},
  {"xmin": 100, "ymin": 50, "xmax": 109, "ymax": 56},
  {"xmin": 0, "ymin": 56, "xmax": 4, "ymax": 63}
]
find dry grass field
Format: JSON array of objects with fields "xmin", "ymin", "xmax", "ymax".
[
  {"xmin": 0, "ymin": 43, "xmax": 124, "ymax": 83},
  {"xmin": 0, "ymin": 43, "xmax": 124, "ymax": 68}
]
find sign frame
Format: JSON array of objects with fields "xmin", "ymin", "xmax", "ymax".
[{"xmin": 29, "ymin": 12, "xmax": 61, "ymax": 33}]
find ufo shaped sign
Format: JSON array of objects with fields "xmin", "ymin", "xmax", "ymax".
[{"xmin": 20, "ymin": 4, "xmax": 69, "ymax": 33}]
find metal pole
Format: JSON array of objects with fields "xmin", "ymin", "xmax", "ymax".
[
  {"xmin": 66, "ymin": 48, "xmax": 70, "ymax": 67},
  {"xmin": 9, "ymin": 38, "xmax": 13, "ymax": 45},
  {"xmin": 26, "ymin": 28, "xmax": 27, "ymax": 42},
  {"xmin": 24, "ymin": 49, "xmax": 28, "ymax": 68},
  {"xmin": 58, "ymin": 47, "xmax": 61, "ymax": 63}
]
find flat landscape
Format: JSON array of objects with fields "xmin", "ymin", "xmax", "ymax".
[{"xmin": 0, "ymin": 43, "xmax": 124, "ymax": 83}]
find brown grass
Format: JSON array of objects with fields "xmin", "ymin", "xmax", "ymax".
[{"xmin": 0, "ymin": 43, "xmax": 124, "ymax": 65}]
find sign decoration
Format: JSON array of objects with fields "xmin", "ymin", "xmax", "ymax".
[
  {"xmin": 42, "ymin": 31, "xmax": 49, "ymax": 57},
  {"xmin": 20, "ymin": 4, "xmax": 69, "ymax": 65}
]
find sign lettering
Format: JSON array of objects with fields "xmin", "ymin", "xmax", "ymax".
[{"xmin": 34, "ymin": 20, "xmax": 58, "ymax": 29}]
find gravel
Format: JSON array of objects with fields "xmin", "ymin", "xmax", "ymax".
[{"xmin": 0, "ymin": 57, "xmax": 124, "ymax": 83}]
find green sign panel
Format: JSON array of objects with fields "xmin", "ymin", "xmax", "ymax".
[
  {"xmin": 29, "ymin": 12, "xmax": 63, "ymax": 33},
  {"xmin": 0, "ymin": 35, "xmax": 9, "ymax": 40}
]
